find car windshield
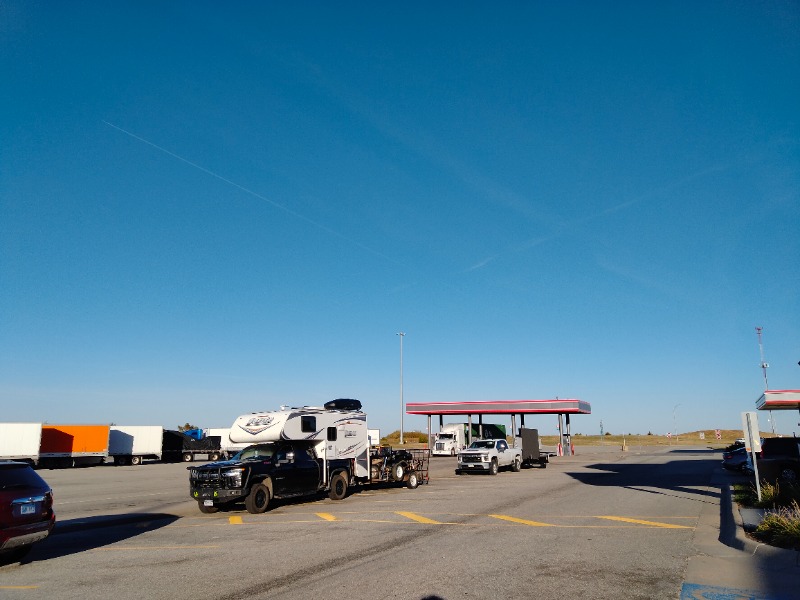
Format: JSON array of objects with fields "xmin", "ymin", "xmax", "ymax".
[
  {"xmin": 232, "ymin": 444, "xmax": 277, "ymax": 461},
  {"xmin": 468, "ymin": 440, "xmax": 495, "ymax": 449}
]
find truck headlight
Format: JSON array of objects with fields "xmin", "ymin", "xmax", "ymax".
[
  {"xmin": 222, "ymin": 468, "xmax": 244, "ymax": 487},
  {"xmin": 481, "ymin": 454, "xmax": 489, "ymax": 462}
]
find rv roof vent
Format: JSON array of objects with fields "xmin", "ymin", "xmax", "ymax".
[{"xmin": 324, "ymin": 398, "xmax": 362, "ymax": 411}]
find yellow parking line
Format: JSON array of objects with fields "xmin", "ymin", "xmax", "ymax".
[
  {"xmin": 396, "ymin": 511, "xmax": 442, "ymax": 524},
  {"xmin": 229, "ymin": 516, "xmax": 243, "ymax": 525},
  {"xmin": 93, "ymin": 545, "xmax": 220, "ymax": 551},
  {"xmin": 490, "ymin": 514, "xmax": 555, "ymax": 527},
  {"xmin": 0, "ymin": 586, "xmax": 39, "ymax": 590},
  {"xmin": 316, "ymin": 513, "xmax": 338, "ymax": 521},
  {"xmin": 597, "ymin": 516, "xmax": 691, "ymax": 529}
]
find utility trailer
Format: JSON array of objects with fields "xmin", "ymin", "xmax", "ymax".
[
  {"xmin": 518, "ymin": 428, "xmax": 550, "ymax": 468},
  {"xmin": 369, "ymin": 446, "xmax": 430, "ymax": 488}
]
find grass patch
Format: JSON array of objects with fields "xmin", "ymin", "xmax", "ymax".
[
  {"xmin": 754, "ymin": 502, "xmax": 800, "ymax": 550},
  {"xmin": 735, "ymin": 481, "xmax": 800, "ymax": 549}
]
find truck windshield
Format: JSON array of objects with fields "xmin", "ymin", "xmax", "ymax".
[
  {"xmin": 468, "ymin": 440, "xmax": 495, "ymax": 449},
  {"xmin": 437, "ymin": 434, "xmax": 454, "ymax": 440},
  {"xmin": 233, "ymin": 444, "xmax": 276, "ymax": 461}
]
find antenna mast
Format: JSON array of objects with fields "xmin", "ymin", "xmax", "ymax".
[
  {"xmin": 755, "ymin": 326, "xmax": 775, "ymax": 434},
  {"xmin": 755, "ymin": 326, "xmax": 769, "ymax": 390}
]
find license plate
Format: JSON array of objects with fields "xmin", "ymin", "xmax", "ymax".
[
  {"xmin": 203, "ymin": 500, "xmax": 214, "ymax": 507},
  {"xmin": 20, "ymin": 504, "xmax": 37, "ymax": 515}
]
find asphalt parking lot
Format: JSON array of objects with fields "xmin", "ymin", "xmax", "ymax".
[{"xmin": 2, "ymin": 447, "xmax": 798, "ymax": 600}]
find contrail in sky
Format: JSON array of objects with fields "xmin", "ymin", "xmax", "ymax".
[{"xmin": 102, "ymin": 120, "xmax": 399, "ymax": 264}]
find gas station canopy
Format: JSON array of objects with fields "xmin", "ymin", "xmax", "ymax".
[
  {"xmin": 406, "ymin": 399, "xmax": 591, "ymax": 415},
  {"xmin": 756, "ymin": 390, "xmax": 800, "ymax": 411}
]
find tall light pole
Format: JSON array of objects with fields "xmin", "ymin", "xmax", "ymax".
[
  {"xmin": 673, "ymin": 403, "xmax": 681, "ymax": 444},
  {"xmin": 397, "ymin": 332, "xmax": 405, "ymax": 445}
]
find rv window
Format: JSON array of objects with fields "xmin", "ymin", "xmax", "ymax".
[
  {"xmin": 327, "ymin": 427, "xmax": 337, "ymax": 441},
  {"xmin": 301, "ymin": 416, "xmax": 316, "ymax": 433}
]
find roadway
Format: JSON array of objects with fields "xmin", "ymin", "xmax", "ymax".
[{"xmin": 1, "ymin": 446, "xmax": 797, "ymax": 599}]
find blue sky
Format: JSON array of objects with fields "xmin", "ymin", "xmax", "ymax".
[{"xmin": 2, "ymin": 2, "xmax": 798, "ymax": 438}]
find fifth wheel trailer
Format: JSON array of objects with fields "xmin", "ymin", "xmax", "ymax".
[{"xmin": 0, "ymin": 423, "xmax": 43, "ymax": 464}]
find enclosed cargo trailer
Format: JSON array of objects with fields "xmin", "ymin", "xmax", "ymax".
[
  {"xmin": 0, "ymin": 423, "xmax": 43, "ymax": 464},
  {"xmin": 108, "ymin": 426, "xmax": 165, "ymax": 465},
  {"xmin": 39, "ymin": 424, "xmax": 110, "ymax": 468}
]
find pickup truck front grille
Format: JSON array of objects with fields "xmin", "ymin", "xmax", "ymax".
[
  {"xmin": 190, "ymin": 469, "xmax": 221, "ymax": 485},
  {"xmin": 460, "ymin": 454, "xmax": 483, "ymax": 464}
]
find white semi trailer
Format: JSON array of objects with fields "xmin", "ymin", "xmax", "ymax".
[{"xmin": 0, "ymin": 423, "xmax": 43, "ymax": 464}]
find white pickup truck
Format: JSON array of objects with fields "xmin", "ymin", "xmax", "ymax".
[{"xmin": 455, "ymin": 439, "xmax": 521, "ymax": 475}]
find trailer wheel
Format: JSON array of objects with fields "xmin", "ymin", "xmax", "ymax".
[
  {"xmin": 130, "ymin": 456, "xmax": 142, "ymax": 466},
  {"xmin": 209, "ymin": 452, "xmax": 220, "ymax": 461},
  {"xmin": 329, "ymin": 472, "xmax": 348, "ymax": 500},
  {"xmin": 245, "ymin": 483, "xmax": 270, "ymax": 514},
  {"xmin": 182, "ymin": 453, "xmax": 192, "ymax": 462},
  {"xmin": 198, "ymin": 501, "xmax": 218, "ymax": 514},
  {"xmin": 406, "ymin": 472, "xmax": 419, "ymax": 489},
  {"xmin": 489, "ymin": 459, "xmax": 498, "ymax": 475},
  {"xmin": 393, "ymin": 463, "xmax": 405, "ymax": 482},
  {"xmin": 512, "ymin": 456, "xmax": 521, "ymax": 472}
]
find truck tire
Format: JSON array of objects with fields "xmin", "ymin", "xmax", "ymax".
[
  {"xmin": 407, "ymin": 472, "xmax": 419, "ymax": 489},
  {"xmin": 131, "ymin": 456, "xmax": 142, "ymax": 466},
  {"xmin": 182, "ymin": 453, "xmax": 192, "ymax": 462},
  {"xmin": 329, "ymin": 472, "xmax": 348, "ymax": 500},
  {"xmin": 512, "ymin": 456, "xmax": 521, "ymax": 472},
  {"xmin": 450, "ymin": 448, "xmax": 456, "ymax": 456},
  {"xmin": 393, "ymin": 463, "xmax": 405, "ymax": 482},
  {"xmin": 245, "ymin": 483, "xmax": 270, "ymax": 514},
  {"xmin": 489, "ymin": 459, "xmax": 498, "ymax": 475},
  {"xmin": 209, "ymin": 452, "xmax": 220, "ymax": 461},
  {"xmin": 198, "ymin": 501, "xmax": 218, "ymax": 514}
]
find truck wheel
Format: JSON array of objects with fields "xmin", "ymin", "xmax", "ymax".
[
  {"xmin": 455, "ymin": 469, "xmax": 462, "ymax": 475},
  {"xmin": 245, "ymin": 483, "xmax": 270, "ymax": 514},
  {"xmin": 329, "ymin": 472, "xmax": 348, "ymax": 500},
  {"xmin": 182, "ymin": 453, "xmax": 192, "ymax": 462},
  {"xmin": 450, "ymin": 448, "xmax": 456, "ymax": 456},
  {"xmin": 407, "ymin": 472, "xmax": 419, "ymax": 489},
  {"xmin": 512, "ymin": 457, "xmax": 521, "ymax": 472},
  {"xmin": 198, "ymin": 501, "xmax": 218, "ymax": 514},
  {"xmin": 489, "ymin": 459, "xmax": 498, "ymax": 475},
  {"xmin": 393, "ymin": 463, "xmax": 405, "ymax": 482},
  {"xmin": 131, "ymin": 456, "xmax": 142, "ymax": 466},
  {"xmin": 209, "ymin": 452, "xmax": 220, "ymax": 461}
]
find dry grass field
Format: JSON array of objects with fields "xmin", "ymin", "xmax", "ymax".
[{"xmin": 384, "ymin": 429, "xmax": 750, "ymax": 449}]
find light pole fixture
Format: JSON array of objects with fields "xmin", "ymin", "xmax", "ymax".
[{"xmin": 397, "ymin": 332, "xmax": 405, "ymax": 444}]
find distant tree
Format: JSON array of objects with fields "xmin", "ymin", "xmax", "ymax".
[
  {"xmin": 604, "ymin": 431, "xmax": 612, "ymax": 436},
  {"xmin": 178, "ymin": 423, "xmax": 198, "ymax": 432},
  {"xmin": 647, "ymin": 431, "xmax": 653, "ymax": 436}
]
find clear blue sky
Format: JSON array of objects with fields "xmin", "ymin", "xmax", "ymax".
[{"xmin": 2, "ymin": 2, "xmax": 798, "ymax": 438}]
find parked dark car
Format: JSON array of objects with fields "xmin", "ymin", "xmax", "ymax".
[
  {"xmin": 756, "ymin": 437, "xmax": 800, "ymax": 482},
  {"xmin": 722, "ymin": 446, "xmax": 749, "ymax": 471},
  {"xmin": 0, "ymin": 462, "xmax": 56, "ymax": 563}
]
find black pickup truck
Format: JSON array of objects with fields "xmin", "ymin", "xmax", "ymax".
[{"xmin": 188, "ymin": 441, "xmax": 352, "ymax": 514}]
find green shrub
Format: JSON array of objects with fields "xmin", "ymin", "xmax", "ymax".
[{"xmin": 754, "ymin": 502, "xmax": 800, "ymax": 550}]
